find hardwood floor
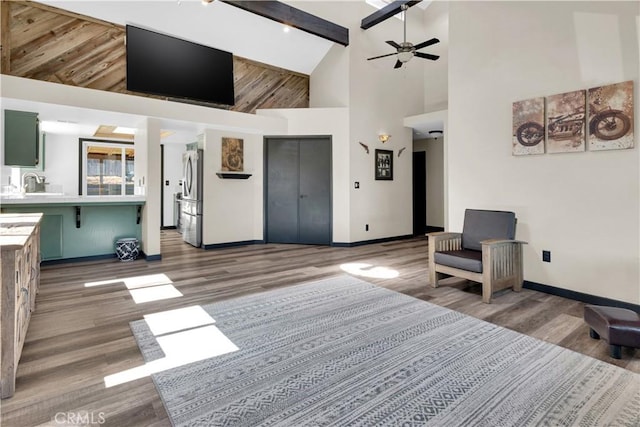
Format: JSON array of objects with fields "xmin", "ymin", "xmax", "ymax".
[{"xmin": 2, "ymin": 230, "xmax": 638, "ymax": 426}]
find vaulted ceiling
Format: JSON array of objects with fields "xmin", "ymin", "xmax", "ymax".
[
  {"xmin": 19, "ymin": 1, "xmax": 446, "ymax": 138},
  {"xmin": 43, "ymin": 0, "xmax": 337, "ymax": 75}
]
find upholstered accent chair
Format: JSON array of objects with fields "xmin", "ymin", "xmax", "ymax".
[{"xmin": 428, "ymin": 209, "xmax": 526, "ymax": 303}]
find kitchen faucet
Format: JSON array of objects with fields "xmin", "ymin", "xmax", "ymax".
[{"xmin": 21, "ymin": 172, "xmax": 43, "ymax": 193}]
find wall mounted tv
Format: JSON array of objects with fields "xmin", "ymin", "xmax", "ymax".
[{"xmin": 126, "ymin": 25, "xmax": 235, "ymax": 106}]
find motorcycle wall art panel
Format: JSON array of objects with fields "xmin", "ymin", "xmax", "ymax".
[
  {"xmin": 587, "ymin": 80, "xmax": 634, "ymax": 151},
  {"xmin": 221, "ymin": 137, "xmax": 244, "ymax": 172},
  {"xmin": 513, "ymin": 97, "xmax": 545, "ymax": 156},
  {"xmin": 546, "ymin": 90, "xmax": 586, "ymax": 154}
]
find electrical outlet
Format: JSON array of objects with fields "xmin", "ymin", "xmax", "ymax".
[
  {"xmin": 542, "ymin": 250, "xmax": 551, "ymax": 262},
  {"xmin": 354, "ymin": 182, "xmax": 360, "ymax": 189},
  {"xmin": 365, "ymin": 224, "xmax": 369, "ymax": 231},
  {"xmin": 165, "ymin": 180, "xmax": 170, "ymax": 186}
]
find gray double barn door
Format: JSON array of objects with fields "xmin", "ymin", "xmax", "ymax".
[{"xmin": 265, "ymin": 137, "xmax": 332, "ymax": 245}]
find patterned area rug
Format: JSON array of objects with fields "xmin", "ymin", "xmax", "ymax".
[{"xmin": 130, "ymin": 275, "xmax": 640, "ymax": 426}]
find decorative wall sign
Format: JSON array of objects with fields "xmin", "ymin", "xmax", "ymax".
[
  {"xmin": 588, "ymin": 80, "xmax": 634, "ymax": 151},
  {"xmin": 546, "ymin": 90, "xmax": 586, "ymax": 153},
  {"xmin": 375, "ymin": 149, "xmax": 393, "ymax": 180},
  {"xmin": 221, "ymin": 137, "xmax": 244, "ymax": 171},
  {"xmin": 512, "ymin": 97, "xmax": 545, "ymax": 155}
]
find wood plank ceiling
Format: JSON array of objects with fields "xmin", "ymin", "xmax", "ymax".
[{"xmin": 0, "ymin": 0, "xmax": 309, "ymax": 114}]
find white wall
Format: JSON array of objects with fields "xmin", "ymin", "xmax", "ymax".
[
  {"xmin": 448, "ymin": 1, "xmax": 640, "ymax": 304},
  {"xmin": 40, "ymin": 133, "xmax": 79, "ymax": 195},
  {"xmin": 0, "ymin": 75, "xmax": 287, "ymax": 136},
  {"xmin": 162, "ymin": 143, "xmax": 185, "ymax": 227},
  {"xmin": 309, "ymin": 43, "xmax": 349, "ymax": 108},
  {"xmin": 1, "ymin": 131, "xmax": 79, "ymax": 195},
  {"xmin": 303, "ymin": 1, "xmax": 426, "ymax": 242},
  {"xmin": 421, "ymin": 1, "xmax": 449, "ymax": 113},
  {"xmin": 201, "ymin": 129, "xmax": 264, "ymax": 245},
  {"xmin": 134, "ymin": 118, "xmax": 162, "ymax": 257}
]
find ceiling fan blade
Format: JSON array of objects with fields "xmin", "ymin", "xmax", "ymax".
[
  {"xmin": 413, "ymin": 38, "xmax": 440, "ymax": 50},
  {"xmin": 386, "ymin": 40, "xmax": 401, "ymax": 49},
  {"xmin": 415, "ymin": 52, "xmax": 440, "ymax": 61},
  {"xmin": 394, "ymin": 60, "xmax": 403, "ymax": 69},
  {"xmin": 367, "ymin": 52, "xmax": 397, "ymax": 61}
]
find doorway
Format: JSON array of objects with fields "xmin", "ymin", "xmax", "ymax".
[
  {"xmin": 265, "ymin": 137, "xmax": 332, "ymax": 244},
  {"xmin": 413, "ymin": 151, "xmax": 426, "ymax": 235}
]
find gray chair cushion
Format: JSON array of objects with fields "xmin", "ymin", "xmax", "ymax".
[
  {"xmin": 462, "ymin": 209, "xmax": 516, "ymax": 251},
  {"xmin": 434, "ymin": 250, "xmax": 483, "ymax": 273}
]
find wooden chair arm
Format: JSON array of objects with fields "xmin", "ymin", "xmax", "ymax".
[
  {"xmin": 427, "ymin": 232, "xmax": 462, "ymax": 241},
  {"xmin": 480, "ymin": 239, "xmax": 527, "ymax": 246}
]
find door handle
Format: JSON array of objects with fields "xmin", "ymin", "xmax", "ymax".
[{"xmin": 300, "ymin": 194, "xmax": 307, "ymax": 199}]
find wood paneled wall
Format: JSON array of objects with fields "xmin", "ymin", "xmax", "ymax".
[{"xmin": 0, "ymin": 0, "xmax": 309, "ymax": 114}]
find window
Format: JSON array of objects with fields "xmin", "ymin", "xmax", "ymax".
[{"xmin": 80, "ymin": 139, "xmax": 134, "ymax": 196}]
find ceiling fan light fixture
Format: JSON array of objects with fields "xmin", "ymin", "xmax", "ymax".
[{"xmin": 397, "ymin": 51, "xmax": 413, "ymax": 63}]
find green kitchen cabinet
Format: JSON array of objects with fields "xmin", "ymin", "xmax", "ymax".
[{"xmin": 4, "ymin": 110, "xmax": 40, "ymax": 167}]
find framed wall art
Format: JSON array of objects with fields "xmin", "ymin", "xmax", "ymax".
[
  {"xmin": 588, "ymin": 80, "xmax": 634, "ymax": 151},
  {"xmin": 546, "ymin": 90, "xmax": 586, "ymax": 154},
  {"xmin": 512, "ymin": 97, "xmax": 545, "ymax": 155},
  {"xmin": 221, "ymin": 137, "xmax": 244, "ymax": 171},
  {"xmin": 375, "ymin": 149, "xmax": 393, "ymax": 180}
]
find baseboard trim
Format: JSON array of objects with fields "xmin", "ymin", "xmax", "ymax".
[
  {"xmin": 523, "ymin": 280, "xmax": 640, "ymax": 312},
  {"xmin": 42, "ymin": 252, "xmax": 161, "ymax": 264},
  {"xmin": 332, "ymin": 234, "xmax": 413, "ymax": 247},
  {"xmin": 41, "ymin": 253, "xmax": 117, "ymax": 265},
  {"xmin": 161, "ymin": 226, "xmax": 177, "ymax": 230},
  {"xmin": 143, "ymin": 253, "xmax": 162, "ymax": 261},
  {"xmin": 203, "ymin": 240, "xmax": 265, "ymax": 250}
]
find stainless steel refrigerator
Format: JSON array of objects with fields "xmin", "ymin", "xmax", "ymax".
[{"xmin": 181, "ymin": 149, "xmax": 203, "ymax": 247}]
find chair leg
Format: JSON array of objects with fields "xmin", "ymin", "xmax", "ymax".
[
  {"xmin": 482, "ymin": 280, "xmax": 492, "ymax": 304},
  {"xmin": 589, "ymin": 328, "xmax": 600, "ymax": 340},
  {"xmin": 513, "ymin": 280, "xmax": 523, "ymax": 292},
  {"xmin": 609, "ymin": 344, "xmax": 622, "ymax": 359},
  {"xmin": 429, "ymin": 266, "xmax": 439, "ymax": 288}
]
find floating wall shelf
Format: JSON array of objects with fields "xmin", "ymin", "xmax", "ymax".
[{"xmin": 216, "ymin": 172, "xmax": 252, "ymax": 180}]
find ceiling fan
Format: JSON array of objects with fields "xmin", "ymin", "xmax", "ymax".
[{"xmin": 367, "ymin": 4, "xmax": 440, "ymax": 69}]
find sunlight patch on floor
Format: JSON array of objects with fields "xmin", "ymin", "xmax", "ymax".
[
  {"xmin": 104, "ymin": 325, "xmax": 238, "ymax": 388},
  {"xmin": 129, "ymin": 285, "xmax": 183, "ymax": 304},
  {"xmin": 85, "ymin": 273, "xmax": 172, "ymax": 289},
  {"xmin": 144, "ymin": 306, "xmax": 215, "ymax": 336},
  {"xmin": 340, "ymin": 262, "xmax": 399, "ymax": 279},
  {"xmin": 84, "ymin": 273, "xmax": 182, "ymax": 304},
  {"xmin": 104, "ymin": 306, "xmax": 238, "ymax": 388}
]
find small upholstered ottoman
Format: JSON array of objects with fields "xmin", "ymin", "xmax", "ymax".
[{"xmin": 584, "ymin": 305, "xmax": 640, "ymax": 359}]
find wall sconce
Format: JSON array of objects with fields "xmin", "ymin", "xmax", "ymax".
[{"xmin": 378, "ymin": 134, "xmax": 391, "ymax": 143}]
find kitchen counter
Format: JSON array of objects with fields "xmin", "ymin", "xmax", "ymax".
[
  {"xmin": 0, "ymin": 194, "xmax": 146, "ymax": 206},
  {"xmin": 1, "ymin": 199, "xmax": 144, "ymax": 261},
  {"xmin": 0, "ymin": 213, "xmax": 43, "ymax": 249},
  {"xmin": 0, "ymin": 213, "xmax": 42, "ymax": 398}
]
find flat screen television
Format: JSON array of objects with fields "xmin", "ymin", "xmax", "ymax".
[{"xmin": 126, "ymin": 25, "xmax": 235, "ymax": 106}]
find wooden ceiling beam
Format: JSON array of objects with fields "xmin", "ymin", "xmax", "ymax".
[
  {"xmin": 220, "ymin": 1, "xmax": 349, "ymax": 46},
  {"xmin": 360, "ymin": 0, "xmax": 422, "ymax": 30}
]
